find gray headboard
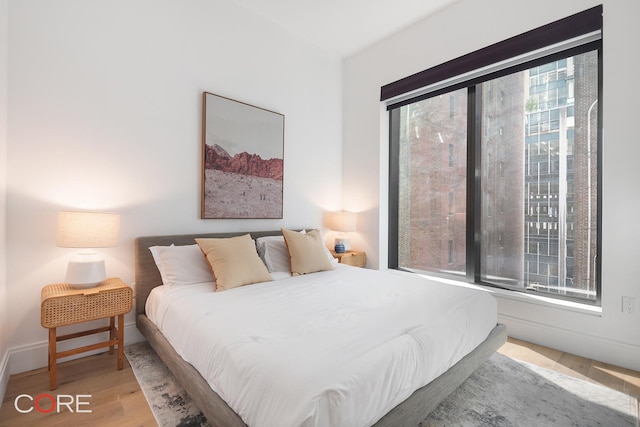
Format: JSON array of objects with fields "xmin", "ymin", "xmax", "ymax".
[{"xmin": 134, "ymin": 230, "xmax": 289, "ymax": 316}]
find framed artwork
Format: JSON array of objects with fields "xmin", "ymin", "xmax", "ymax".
[{"xmin": 201, "ymin": 92, "xmax": 284, "ymax": 219}]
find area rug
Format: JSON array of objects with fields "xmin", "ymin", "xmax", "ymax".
[
  {"xmin": 125, "ymin": 341, "xmax": 638, "ymax": 427},
  {"xmin": 124, "ymin": 342, "xmax": 210, "ymax": 427}
]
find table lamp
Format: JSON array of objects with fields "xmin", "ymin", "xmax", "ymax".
[
  {"xmin": 56, "ymin": 211, "xmax": 120, "ymax": 288},
  {"xmin": 328, "ymin": 211, "xmax": 356, "ymax": 253}
]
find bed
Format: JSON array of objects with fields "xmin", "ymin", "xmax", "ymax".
[{"xmin": 135, "ymin": 230, "xmax": 507, "ymax": 427}]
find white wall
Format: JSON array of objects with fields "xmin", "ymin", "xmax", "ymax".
[
  {"xmin": 343, "ymin": 0, "xmax": 640, "ymax": 371},
  {"xmin": 6, "ymin": 0, "xmax": 343, "ymax": 374},
  {"xmin": 0, "ymin": 0, "xmax": 9, "ymax": 403}
]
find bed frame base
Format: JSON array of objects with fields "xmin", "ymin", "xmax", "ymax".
[
  {"xmin": 137, "ymin": 314, "xmax": 506, "ymax": 427},
  {"xmin": 376, "ymin": 323, "xmax": 506, "ymax": 426},
  {"xmin": 138, "ymin": 314, "xmax": 244, "ymax": 427}
]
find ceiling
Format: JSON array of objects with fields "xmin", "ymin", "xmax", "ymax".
[{"xmin": 230, "ymin": 0, "xmax": 460, "ymax": 58}]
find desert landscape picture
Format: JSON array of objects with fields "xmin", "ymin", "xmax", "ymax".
[
  {"xmin": 202, "ymin": 92, "xmax": 284, "ymax": 219},
  {"xmin": 203, "ymin": 144, "xmax": 283, "ymax": 218}
]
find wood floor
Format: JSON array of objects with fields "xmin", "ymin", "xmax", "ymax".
[
  {"xmin": 0, "ymin": 352, "xmax": 156, "ymax": 426},
  {"xmin": 0, "ymin": 337, "xmax": 638, "ymax": 426}
]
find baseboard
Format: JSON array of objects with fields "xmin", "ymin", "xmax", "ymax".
[
  {"xmin": 0, "ymin": 348, "xmax": 9, "ymax": 405},
  {"xmin": 498, "ymin": 313, "xmax": 640, "ymax": 371},
  {"xmin": 8, "ymin": 321, "xmax": 145, "ymax": 375}
]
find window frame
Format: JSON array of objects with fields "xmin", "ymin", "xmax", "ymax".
[{"xmin": 386, "ymin": 8, "xmax": 603, "ymax": 306}]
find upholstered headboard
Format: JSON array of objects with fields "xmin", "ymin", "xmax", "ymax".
[{"xmin": 134, "ymin": 230, "xmax": 289, "ymax": 316}]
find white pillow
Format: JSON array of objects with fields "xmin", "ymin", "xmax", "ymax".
[
  {"xmin": 256, "ymin": 235, "xmax": 293, "ymax": 272},
  {"xmin": 149, "ymin": 244, "xmax": 170, "ymax": 274},
  {"xmin": 324, "ymin": 246, "xmax": 339, "ymax": 264},
  {"xmin": 149, "ymin": 244, "xmax": 214, "ymax": 287}
]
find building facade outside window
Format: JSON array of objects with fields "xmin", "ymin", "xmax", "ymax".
[{"xmin": 386, "ymin": 7, "xmax": 602, "ymax": 304}]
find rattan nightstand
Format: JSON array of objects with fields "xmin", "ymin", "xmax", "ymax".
[
  {"xmin": 41, "ymin": 277, "xmax": 133, "ymax": 390},
  {"xmin": 330, "ymin": 250, "xmax": 366, "ymax": 268}
]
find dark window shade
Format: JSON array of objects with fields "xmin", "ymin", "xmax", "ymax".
[
  {"xmin": 386, "ymin": 40, "xmax": 599, "ymax": 111},
  {"xmin": 380, "ymin": 5, "xmax": 602, "ymax": 102}
]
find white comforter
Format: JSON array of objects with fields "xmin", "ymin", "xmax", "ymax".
[{"xmin": 147, "ymin": 265, "xmax": 497, "ymax": 427}]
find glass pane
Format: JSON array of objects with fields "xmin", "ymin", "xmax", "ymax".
[
  {"xmin": 480, "ymin": 50, "xmax": 598, "ymax": 301},
  {"xmin": 397, "ymin": 89, "xmax": 467, "ymax": 275}
]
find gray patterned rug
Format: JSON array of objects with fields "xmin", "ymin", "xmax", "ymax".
[{"xmin": 125, "ymin": 341, "xmax": 638, "ymax": 427}]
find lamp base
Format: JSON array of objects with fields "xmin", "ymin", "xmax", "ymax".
[
  {"xmin": 334, "ymin": 237, "xmax": 351, "ymax": 252},
  {"xmin": 65, "ymin": 251, "xmax": 106, "ymax": 288}
]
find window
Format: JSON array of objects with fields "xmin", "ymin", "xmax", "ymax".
[
  {"xmin": 385, "ymin": 7, "xmax": 602, "ymax": 304},
  {"xmin": 396, "ymin": 89, "xmax": 468, "ymax": 276}
]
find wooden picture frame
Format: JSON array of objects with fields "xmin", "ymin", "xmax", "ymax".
[{"xmin": 201, "ymin": 92, "xmax": 284, "ymax": 219}]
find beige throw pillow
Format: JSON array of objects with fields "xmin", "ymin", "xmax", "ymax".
[
  {"xmin": 282, "ymin": 228, "xmax": 334, "ymax": 275},
  {"xmin": 196, "ymin": 234, "xmax": 272, "ymax": 291}
]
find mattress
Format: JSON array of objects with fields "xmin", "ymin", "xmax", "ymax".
[{"xmin": 146, "ymin": 264, "xmax": 497, "ymax": 427}]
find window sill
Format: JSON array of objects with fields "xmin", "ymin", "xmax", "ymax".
[
  {"xmin": 482, "ymin": 284, "xmax": 602, "ymax": 317},
  {"xmin": 404, "ymin": 270, "xmax": 602, "ymax": 317}
]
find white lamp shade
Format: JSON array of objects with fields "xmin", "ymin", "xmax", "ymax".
[
  {"xmin": 328, "ymin": 211, "xmax": 356, "ymax": 233},
  {"xmin": 57, "ymin": 211, "xmax": 120, "ymax": 248},
  {"xmin": 57, "ymin": 211, "xmax": 120, "ymax": 288}
]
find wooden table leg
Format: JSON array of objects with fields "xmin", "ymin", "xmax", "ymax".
[
  {"xmin": 109, "ymin": 316, "xmax": 115, "ymax": 355},
  {"xmin": 117, "ymin": 314, "xmax": 124, "ymax": 370},
  {"xmin": 49, "ymin": 327, "xmax": 56, "ymax": 390}
]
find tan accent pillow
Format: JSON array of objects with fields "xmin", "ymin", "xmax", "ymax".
[
  {"xmin": 282, "ymin": 228, "xmax": 334, "ymax": 275},
  {"xmin": 196, "ymin": 234, "xmax": 272, "ymax": 291}
]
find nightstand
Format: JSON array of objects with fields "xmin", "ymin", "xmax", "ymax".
[
  {"xmin": 41, "ymin": 277, "xmax": 133, "ymax": 390},
  {"xmin": 330, "ymin": 250, "xmax": 366, "ymax": 267}
]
